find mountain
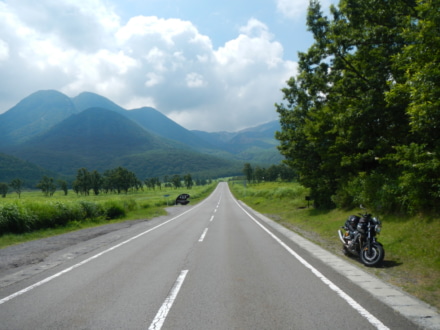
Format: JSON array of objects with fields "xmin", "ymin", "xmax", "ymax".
[
  {"xmin": 72, "ymin": 92, "xmax": 126, "ymax": 115},
  {"xmin": 192, "ymin": 120, "xmax": 283, "ymax": 163},
  {"xmin": 125, "ymin": 107, "xmax": 214, "ymax": 150},
  {"xmin": 8, "ymin": 107, "xmax": 240, "ymax": 178},
  {"xmin": 64, "ymin": 92, "xmax": 281, "ymax": 160},
  {"xmin": 0, "ymin": 90, "xmax": 77, "ymax": 146},
  {"xmin": 192, "ymin": 121, "xmax": 280, "ymax": 152},
  {"xmin": 0, "ymin": 153, "xmax": 58, "ymax": 187},
  {"xmin": 0, "ymin": 89, "xmax": 281, "ymax": 184},
  {"xmin": 10, "ymin": 107, "xmax": 175, "ymax": 175}
]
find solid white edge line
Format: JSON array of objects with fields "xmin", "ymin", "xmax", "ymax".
[
  {"xmin": 148, "ymin": 269, "xmax": 189, "ymax": 330},
  {"xmin": 198, "ymin": 228, "xmax": 208, "ymax": 242},
  {"xmin": 233, "ymin": 198, "xmax": 390, "ymax": 330},
  {"xmin": 0, "ymin": 198, "xmax": 208, "ymax": 306}
]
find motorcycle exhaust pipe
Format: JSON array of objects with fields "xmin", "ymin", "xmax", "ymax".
[{"xmin": 338, "ymin": 230, "xmax": 346, "ymax": 244}]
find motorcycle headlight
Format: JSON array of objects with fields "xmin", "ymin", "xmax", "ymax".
[{"xmin": 375, "ymin": 224, "xmax": 382, "ymax": 233}]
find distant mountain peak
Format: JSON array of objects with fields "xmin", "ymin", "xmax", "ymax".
[
  {"xmin": 0, "ymin": 89, "xmax": 76, "ymax": 146},
  {"xmin": 0, "ymin": 90, "xmax": 282, "ymax": 181},
  {"xmin": 72, "ymin": 91, "xmax": 126, "ymax": 114}
]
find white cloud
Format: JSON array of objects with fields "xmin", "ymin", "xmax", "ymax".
[
  {"xmin": 145, "ymin": 72, "xmax": 163, "ymax": 87},
  {"xmin": 124, "ymin": 96, "xmax": 157, "ymax": 110},
  {"xmin": 275, "ymin": 0, "xmax": 309, "ymax": 19},
  {"xmin": 0, "ymin": 1, "xmax": 298, "ymax": 132},
  {"xmin": 275, "ymin": 0, "xmax": 336, "ymax": 19},
  {"xmin": 186, "ymin": 73, "xmax": 205, "ymax": 88},
  {"xmin": 0, "ymin": 39, "xmax": 9, "ymax": 61}
]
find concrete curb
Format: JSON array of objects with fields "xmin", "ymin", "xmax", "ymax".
[{"xmin": 239, "ymin": 201, "xmax": 440, "ymax": 330}]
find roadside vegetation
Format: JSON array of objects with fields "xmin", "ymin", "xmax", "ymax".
[
  {"xmin": 229, "ymin": 180, "xmax": 440, "ymax": 312},
  {"xmin": 275, "ymin": 0, "xmax": 440, "ymax": 216},
  {"xmin": 0, "ymin": 182, "xmax": 217, "ymax": 248}
]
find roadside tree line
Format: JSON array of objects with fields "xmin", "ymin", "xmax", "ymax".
[
  {"xmin": 242, "ymin": 163, "xmax": 296, "ymax": 183},
  {"xmin": 146, "ymin": 174, "xmax": 202, "ymax": 190},
  {"xmin": 0, "ymin": 179, "xmax": 25, "ymax": 198},
  {"xmin": 72, "ymin": 168, "xmax": 199, "ymax": 195},
  {"xmin": 0, "ymin": 166, "xmax": 203, "ymax": 198}
]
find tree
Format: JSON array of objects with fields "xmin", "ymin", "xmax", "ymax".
[
  {"xmin": 184, "ymin": 174, "xmax": 193, "ymax": 189},
  {"xmin": 0, "ymin": 182, "xmax": 8, "ymax": 198},
  {"xmin": 36, "ymin": 176, "xmax": 57, "ymax": 196},
  {"xmin": 254, "ymin": 166, "xmax": 266, "ymax": 183},
  {"xmin": 145, "ymin": 177, "xmax": 161, "ymax": 190},
  {"xmin": 243, "ymin": 163, "xmax": 253, "ymax": 183},
  {"xmin": 90, "ymin": 170, "xmax": 102, "ymax": 195},
  {"xmin": 383, "ymin": 0, "xmax": 440, "ymax": 212},
  {"xmin": 276, "ymin": 0, "xmax": 417, "ymax": 209},
  {"xmin": 73, "ymin": 168, "xmax": 92, "ymax": 195},
  {"xmin": 10, "ymin": 178, "xmax": 23, "ymax": 198},
  {"xmin": 172, "ymin": 175, "xmax": 181, "ymax": 189},
  {"xmin": 58, "ymin": 180, "xmax": 68, "ymax": 196},
  {"xmin": 102, "ymin": 167, "xmax": 140, "ymax": 194}
]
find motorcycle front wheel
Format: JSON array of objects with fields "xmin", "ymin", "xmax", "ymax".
[{"xmin": 360, "ymin": 243, "xmax": 384, "ymax": 267}]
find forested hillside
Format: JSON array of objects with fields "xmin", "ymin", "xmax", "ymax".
[
  {"xmin": 276, "ymin": 0, "xmax": 440, "ymax": 214},
  {"xmin": 0, "ymin": 90, "xmax": 275, "ymax": 186},
  {"xmin": 0, "ymin": 153, "xmax": 57, "ymax": 187}
]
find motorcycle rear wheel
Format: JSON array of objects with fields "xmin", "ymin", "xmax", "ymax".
[{"xmin": 360, "ymin": 243, "xmax": 384, "ymax": 267}]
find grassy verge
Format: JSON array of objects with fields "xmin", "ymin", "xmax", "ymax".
[
  {"xmin": 229, "ymin": 180, "xmax": 440, "ymax": 312},
  {"xmin": 0, "ymin": 183, "xmax": 217, "ymax": 249}
]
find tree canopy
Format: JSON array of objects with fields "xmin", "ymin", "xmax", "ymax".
[{"xmin": 276, "ymin": 0, "xmax": 440, "ymax": 214}]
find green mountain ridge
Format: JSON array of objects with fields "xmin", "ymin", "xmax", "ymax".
[
  {"xmin": 0, "ymin": 153, "xmax": 58, "ymax": 187},
  {"xmin": 0, "ymin": 90, "xmax": 77, "ymax": 146},
  {"xmin": 0, "ymin": 90, "xmax": 280, "ymax": 185}
]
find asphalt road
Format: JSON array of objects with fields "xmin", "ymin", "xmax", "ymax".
[{"xmin": 0, "ymin": 182, "xmax": 433, "ymax": 329}]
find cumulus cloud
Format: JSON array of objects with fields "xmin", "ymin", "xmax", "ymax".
[
  {"xmin": 275, "ymin": 0, "xmax": 309, "ymax": 19},
  {"xmin": 0, "ymin": 39, "xmax": 9, "ymax": 61},
  {"xmin": 0, "ymin": 0, "xmax": 297, "ymax": 131},
  {"xmin": 275, "ymin": 0, "xmax": 335, "ymax": 20}
]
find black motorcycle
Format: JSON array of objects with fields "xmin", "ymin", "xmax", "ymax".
[{"xmin": 338, "ymin": 206, "xmax": 385, "ymax": 267}]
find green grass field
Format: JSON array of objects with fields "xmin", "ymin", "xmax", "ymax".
[
  {"xmin": 0, "ymin": 183, "xmax": 217, "ymax": 248},
  {"xmin": 229, "ymin": 180, "xmax": 440, "ymax": 312}
]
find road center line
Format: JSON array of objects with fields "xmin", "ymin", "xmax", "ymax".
[
  {"xmin": 210, "ymin": 215, "xmax": 214, "ymax": 222},
  {"xmin": 0, "ymin": 200, "xmax": 207, "ymax": 306},
  {"xmin": 198, "ymin": 228, "xmax": 209, "ymax": 242},
  {"xmin": 148, "ymin": 269, "xmax": 189, "ymax": 330},
  {"xmin": 234, "ymin": 199, "xmax": 390, "ymax": 330}
]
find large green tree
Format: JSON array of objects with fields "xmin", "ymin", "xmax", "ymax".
[
  {"xmin": 276, "ymin": 0, "xmax": 425, "ymax": 211},
  {"xmin": 384, "ymin": 0, "xmax": 440, "ymax": 212}
]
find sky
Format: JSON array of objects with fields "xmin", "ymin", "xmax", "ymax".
[{"xmin": 0, "ymin": 0, "xmax": 335, "ymax": 132}]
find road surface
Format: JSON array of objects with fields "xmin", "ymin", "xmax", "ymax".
[{"xmin": 0, "ymin": 182, "xmax": 430, "ymax": 329}]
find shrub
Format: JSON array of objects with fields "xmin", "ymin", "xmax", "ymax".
[
  {"xmin": 123, "ymin": 199, "xmax": 137, "ymax": 212},
  {"xmin": 79, "ymin": 201, "xmax": 104, "ymax": 220},
  {"xmin": 0, "ymin": 203, "xmax": 35, "ymax": 234},
  {"xmin": 105, "ymin": 203, "xmax": 126, "ymax": 219}
]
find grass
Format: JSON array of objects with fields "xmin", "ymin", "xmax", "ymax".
[
  {"xmin": 0, "ymin": 183, "xmax": 217, "ymax": 248},
  {"xmin": 229, "ymin": 180, "xmax": 440, "ymax": 312}
]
